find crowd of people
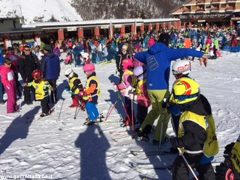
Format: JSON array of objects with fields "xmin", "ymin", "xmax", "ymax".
[{"xmin": 0, "ymin": 25, "xmax": 240, "ymax": 179}]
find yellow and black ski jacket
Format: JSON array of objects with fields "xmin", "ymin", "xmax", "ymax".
[
  {"xmin": 177, "ymin": 95, "xmax": 219, "ymax": 157},
  {"xmin": 68, "ymin": 73, "xmax": 83, "ymax": 95},
  {"xmin": 28, "ymin": 80, "xmax": 52, "ymax": 100}
]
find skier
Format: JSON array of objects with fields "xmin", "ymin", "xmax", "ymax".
[
  {"xmin": 168, "ymin": 59, "xmax": 193, "ymax": 134},
  {"xmin": 168, "ymin": 76, "xmax": 218, "ymax": 180},
  {"xmin": 0, "ymin": 58, "xmax": 18, "ymax": 113},
  {"xmin": 134, "ymin": 38, "xmax": 208, "ymax": 145},
  {"xmin": 132, "ymin": 65, "xmax": 150, "ymax": 129},
  {"xmin": 27, "ymin": 69, "xmax": 52, "ymax": 117},
  {"xmin": 116, "ymin": 44, "xmax": 131, "ymax": 82},
  {"xmin": 115, "ymin": 58, "xmax": 135, "ymax": 127},
  {"xmin": 216, "ymin": 135, "xmax": 240, "ymax": 180},
  {"xmin": 64, "ymin": 69, "xmax": 84, "ymax": 109},
  {"xmin": 81, "ymin": 63, "xmax": 100, "ymax": 125}
]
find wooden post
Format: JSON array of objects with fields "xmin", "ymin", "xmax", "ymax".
[
  {"xmin": 58, "ymin": 29, "xmax": 64, "ymax": 45},
  {"xmin": 77, "ymin": 27, "xmax": 84, "ymax": 40},
  {"xmin": 120, "ymin": 25, "xmax": 125, "ymax": 37},
  {"xmin": 94, "ymin": 26, "xmax": 100, "ymax": 38}
]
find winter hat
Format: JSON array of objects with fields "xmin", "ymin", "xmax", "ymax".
[
  {"xmin": 4, "ymin": 58, "xmax": 12, "ymax": 65},
  {"xmin": 148, "ymin": 38, "xmax": 156, "ymax": 48},
  {"xmin": 158, "ymin": 32, "xmax": 170, "ymax": 47}
]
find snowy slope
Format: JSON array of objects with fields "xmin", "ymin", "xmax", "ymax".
[
  {"xmin": 0, "ymin": 52, "xmax": 240, "ymax": 179},
  {"xmin": 0, "ymin": 0, "xmax": 82, "ymax": 24}
]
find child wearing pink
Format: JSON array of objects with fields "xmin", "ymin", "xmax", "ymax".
[
  {"xmin": 0, "ymin": 59, "xmax": 17, "ymax": 113},
  {"xmin": 133, "ymin": 66, "xmax": 150, "ymax": 127},
  {"xmin": 116, "ymin": 58, "xmax": 135, "ymax": 126}
]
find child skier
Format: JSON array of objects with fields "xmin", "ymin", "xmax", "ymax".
[
  {"xmin": 81, "ymin": 63, "xmax": 100, "ymax": 125},
  {"xmin": 167, "ymin": 61, "xmax": 219, "ymax": 179},
  {"xmin": 132, "ymin": 65, "xmax": 150, "ymax": 128},
  {"xmin": 0, "ymin": 58, "xmax": 18, "ymax": 113},
  {"xmin": 116, "ymin": 58, "xmax": 135, "ymax": 127},
  {"xmin": 28, "ymin": 69, "xmax": 52, "ymax": 117},
  {"xmin": 64, "ymin": 69, "xmax": 84, "ymax": 110},
  {"xmin": 216, "ymin": 134, "xmax": 240, "ymax": 180}
]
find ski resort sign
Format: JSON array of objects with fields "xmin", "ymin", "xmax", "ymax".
[{"xmin": 67, "ymin": 27, "xmax": 77, "ymax": 31}]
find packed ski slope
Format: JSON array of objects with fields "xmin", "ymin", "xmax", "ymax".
[
  {"xmin": 0, "ymin": 0, "xmax": 82, "ymax": 24},
  {"xmin": 0, "ymin": 52, "xmax": 240, "ymax": 179}
]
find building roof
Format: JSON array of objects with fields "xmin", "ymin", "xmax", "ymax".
[{"xmin": 22, "ymin": 18, "xmax": 180, "ymax": 29}]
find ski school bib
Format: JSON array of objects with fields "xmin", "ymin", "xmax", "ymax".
[{"xmin": 178, "ymin": 111, "xmax": 219, "ymax": 157}]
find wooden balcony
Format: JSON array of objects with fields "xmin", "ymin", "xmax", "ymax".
[
  {"xmin": 196, "ymin": 0, "xmax": 205, "ymax": 4},
  {"xmin": 183, "ymin": 9, "xmax": 191, "ymax": 14},
  {"xmin": 227, "ymin": 0, "xmax": 237, "ymax": 2},
  {"xmin": 210, "ymin": 7, "xmax": 220, "ymax": 12},
  {"xmin": 195, "ymin": 8, "xmax": 205, "ymax": 13},
  {"xmin": 225, "ymin": 6, "xmax": 235, "ymax": 12},
  {"xmin": 211, "ymin": 0, "xmax": 220, "ymax": 4}
]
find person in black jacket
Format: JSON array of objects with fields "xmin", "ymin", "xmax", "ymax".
[
  {"xmin": 115, "ymin": 44, "xmax": 131, "ymax": 82},
  {"xmin": 19, "ymin": 46, "xmax": 39, "ymax": 104}
]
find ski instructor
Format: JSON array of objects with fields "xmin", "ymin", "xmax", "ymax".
[{"xmin": 134, "ymin": 35, "xmax": 208, "ymax": 144}]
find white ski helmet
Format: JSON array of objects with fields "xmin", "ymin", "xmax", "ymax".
[
  {"xmin": 133, "ymin": 66, "xmax": 144, "ymax": 80},
  {"xmin": 172, "ymin": 60, "xmax": 191, "ymax": 75},
  {"xmin": 81, "ymin": 52, "xmax": 89, "ymax": 59},
  {"xmin": 64, "ymin": 68, "xmax": 74, "ymax": 78}
]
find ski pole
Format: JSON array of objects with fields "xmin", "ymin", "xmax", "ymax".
[
  {"xmin": 115, "ymin": 88, "xmax": 132, "ymax": 123},
  {"xmin": 57, "ymin": 99, "xmax": 65, "ymax": 123},
  {"xmin": 131, "ymin": 94, "xmax": 135, "ymax": 131},
  {"xmin": 158, "ymin": 121, "xmax": 163, "ymax": 152},
  {"xmin": 74, "ymin": 106, "xmax": 80, "ymax": 119},
  {"xmin": 177, "ymin": 148, "xmax": 199, "ymax": 180},
  {"xmin": 104, "ymin": 101, "xmax": 118, "ymax": 122}
]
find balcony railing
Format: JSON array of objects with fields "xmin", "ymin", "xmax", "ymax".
[
  {"xmin": 195, "ymin": 8, "xmax": 205, "ymax": 12},
  {"xmin": 227, "ymin": 0, "xmax": 237, "ymax": 3}
]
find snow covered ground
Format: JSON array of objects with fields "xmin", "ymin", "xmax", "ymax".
[
  {"xmin": 0, "ymin": 52, "xmax": 240, "ymax": 179},
  {"xmin": 0, "ymin": 0, "xmax": 82, "ymax": 24}
]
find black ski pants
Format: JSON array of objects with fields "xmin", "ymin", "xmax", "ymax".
[
  {"xmin": 41, "ymin": 96, "xmax": 50, "ymax": 114},
  {"xmin": 48, "ymin": 80, "xmax": 57, "ymax": 104},
  {"xmin": 172, "ymin": 153, "xmax": 216, "ymax": 180}
]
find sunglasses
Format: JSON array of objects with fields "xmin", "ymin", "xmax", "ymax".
[{"xmin": 24, "ymin": 49, "xmax": 30, "ymax": 51}]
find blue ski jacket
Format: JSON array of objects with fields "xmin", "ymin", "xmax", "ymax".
[{"xmin": 134, "ymin": 43, "xmax": 204, "ymax": 90}]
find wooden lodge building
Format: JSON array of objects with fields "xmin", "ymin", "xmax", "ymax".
[
  {"xmin": 0, "ymin": 17, "xmax": 180, "ymax": 48},
  {"xmin": 171, "ymin": 0, "xmax": 240, "ymax": 27}
]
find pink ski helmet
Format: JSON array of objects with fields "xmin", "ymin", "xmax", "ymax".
[
  {"xmin": 122, "ymin": 58, "xmax": 134, "ymax": 70},
  {"xmin": 83, "ymin": 63, "xmax": 95, "ymax": 73},
  {"xmin": 148, "ymin": 38, "xmax": 156, "ymax": 48}
]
